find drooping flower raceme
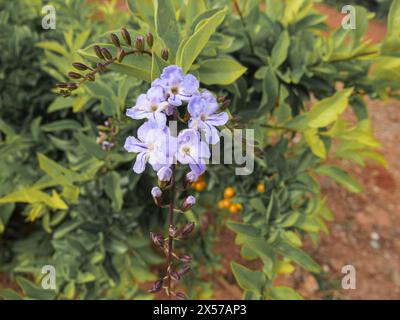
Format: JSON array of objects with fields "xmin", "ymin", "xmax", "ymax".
[{"xmin": 124, "ymin": 65, "xmax": 230, "ymax": 299}]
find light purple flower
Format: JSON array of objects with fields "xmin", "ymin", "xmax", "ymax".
[
  {"xmin": 124, "ymin": 120, "xmax": 176, "ymax": 173},
  {"xmin": 176, "ymin": 129, "xmax": 210, "ymax": 175},
  {"xmin": 157, "ymin": 166, "xmax": 172, "ymax": 182},
  {"xmin": 188, "ymin": 90, "xmax": 229, "ymax": 144},
  {"xmin": 126, "ymin": 86, "xmax": 168, "ymax": 126},
  {"xmin": 153, "ymin": 65, "xmax": 199, "ymax": 106}
]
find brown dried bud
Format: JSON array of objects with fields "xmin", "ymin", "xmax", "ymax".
[
  {"xmin": 150, "ymin": 232, "xmax": 164, "ymax": 247},
  {"xmin": 146, "ymin": 32, "xmax": 153, "ymax": 48},
  {"xmin": 135, "ymin": 36, "xmax": 145, "ymax": 52},
  {"xmin": 110, "ymin": 33, "xmax": 121, "ymax": 48},
  {"xmin": 168, "ymin": 226, "xmax": 179, "ymax": 238},
  {"xmin": 161, "ymin": 48, "xmax": 169, "ymax": 61},
  {"xmin": 170, "ymin": 271, "xmax": 181, "ymax": 281},
  {"xmin": 67, "ymin": 82, "xmax": 78, "ymax": 90},
  {"xmin": 179, "ymin": 255, "xmax": 192, "ymax": 263},
  {"xmin": 221, "ymin": 99, "xmax": 231, "ymax": 109},
  {"xmin": 121, "ymin": 28, "xmax": 131, "ymax": 46},
  {"xmin": 96, "ymin": 63, "xmax": 106, "ymax": 73},
  {"xmin": 101, "ymin": 48, "xmax": 113, "ymax": 61},
  {"xmin": 117, "ymin": 49, "xmax": 126, "ymax": 62},
  {"xmin": 178, "ymin": 265, "xmax": 191, "ymax": 276},
  {"xmin": 181, "ymin": 196, "xmax": 196, "ymax": 212},
  {"xmin": 176, "ymin": 292, "xmax": 186, "ymax": 300},
  {"xmin": 86, "ymin": 74, "xmax": 95, "ymax": 81},
  {"xmin": 56, "ymin": 82, "xmax": 68, "ymax": 88},
  {"xmin": 94, "ymin": 45, "xmax": 104, "ymax": 59},
  {"xmin": 68, "ymin": 72, "xmax": 83, "ymax": 79},
  {"xmin": 148, "ymin": 279, "xmax": 163, "ymax": 293},
  {"xmin": 72, "ymin": 62, "xmax": 90, "ymax": 71},
  {"xmin": 181, "ymin": 222, "xmax": 195, "ymax": 236}
]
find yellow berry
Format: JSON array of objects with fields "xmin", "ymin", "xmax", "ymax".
[
  {"xmin": 224, "ymin": 187, "xmax": 235, "ymax": 199},
  {"xmin": 217, "ymin": 200, "xmax": 225, "ymax": 209},
  {"xmin": 257, "ymin": 182, "xmax": 265, "ymax": 193}
]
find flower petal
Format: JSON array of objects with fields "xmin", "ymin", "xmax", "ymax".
[
  {"xmin": 124, "ymin": 136, "xmax": 147, "ymax": 153},
  {"xmin": 133, "ymin": 152, "xmax": 147, "ymax": 173},
  {"xmin": 206, "ymin": 112, "xmax": 229, "ymax": 126}
]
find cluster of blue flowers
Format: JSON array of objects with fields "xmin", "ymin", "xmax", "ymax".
[{"xmin": 124, "ymin": 65, "xmax": 228, "ymax": 185}]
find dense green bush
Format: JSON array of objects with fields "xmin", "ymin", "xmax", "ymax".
[{"xmin": 1, "ymin": 0, "xmax": 399, "ymax": 300}]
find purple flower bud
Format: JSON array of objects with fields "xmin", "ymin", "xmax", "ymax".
[
  {"xmin": 151, "ymin": 187, "xmax": 162, "ymax": 206},
  {"xmin": 151, "ymin": 186, "xmax": 162, "ymax": 198},
  {"xmin": 186, "ymin": 171, "xmax": 199, "ymax": 183},
  {"xmin": 178, "ymin": 265, "xmax": 191, "ymax": 276},
  {"xmin": 157, "ymin": 166, "xmax": 172, "ymax": 182},
  {"xmin": 176, "ymin": 292, "xmax": 186, "ymax": 300},
  {"xmin": 181, "ymin": 196, "xmax": 196, "ymax": 212},
  {"xmin": 148, "ymin": 279, "xmax": 163, "ymax": 293},
  {"xmin": 179, "ymin": 254, "xmax": 192, "ymax": 263},
  {"xmin": 150, "ymin": 232, "xmax": 164, "ymax": 247}
]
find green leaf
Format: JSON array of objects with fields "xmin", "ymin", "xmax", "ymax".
[
  {"xmin": 41, "ymin": 120, "xmax": 82, "ymax": 132},
  {"xmin": 249, "ymin": 198, "xmax": 266, "ymax": 213},
  {"xmin": 306, "ymin": 88, "xmax": 353, "ymax": 128},
  {"xmin": 104, "ymin": 171, "xmax": 123, "ymax": 211},
  {"xmin": 37, "ymin": 153, "xmax": 76, "ymax": 186},
  {"xmin": 259, "ymin": 66, "xmax": 279, "ymax": 113},
  {"xmin": 315, "ymin": 165, "xmax": 363, "ymax": 193},
  {"xmin": 154, "ymin": 0, "xmax": 180, "ymax": 58},
  {"xmin": 76, "ymin": 133, "xmax": 107, "ymax": 160},
  {"xmin": 231, "ymin": 262, "xmax": 266, "ymax": 293},
  {"xmin": 273, "ymin": 239, "xmax": 321, "ymax": 273},
  {"xmin": 0, "ymin": 289, "xmax": 22, "ymax": 300},
  {"xmin": 227, "ymin": 221, "xmax": 261, "ymax": 238},
  {"xmin": 271, "ymin": 31, "xmax": 290, "ymax": 68},
  {"xmin": 198, "ymin": 57, "xmax": 246, "ymax": 85},
  {"xmin": 269, "ymin": 286, "xmax": 303, "ymax": 300},
  {"xmin": 304, "ymin": 128, "xmax": 327, "ymax": 159},
  {"xmin": 177, "ymin": 7, "xmax": 227, "ymax": 73},
  {"xmin": 16, "ymin": 277, "xmax": 56, "ymax": 300}
]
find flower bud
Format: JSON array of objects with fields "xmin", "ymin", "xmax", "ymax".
[
  {"xmin": 110, "ymin": 33, "xmax": 121, "ymax": 48},
  {"xmin": 68, "ymin": 71, "xmax": 83, "ymax": 79},
  {"xmin": 161, "ymin": 48, "xmax": 169, "ymax": 61},
  {"xmin": 146, "ymin": 32, "xmax": 153, "ymax": 48},
  {"xmin": 181, "ymin": 196, "xmax": 196, "ymax": 212},
  {"xmin": 150, "ymin": 232, "xmax": 164, "ymax": 247},
  {"xmin": 179, "ymin": 254, "xmax": 192, "ymax": 263},
  {"xmin": 94, "ymin": 45, "xmax": 105, "ymax": 59},
  {"xmin": 176, "ymin": 292, "xmax": 186, "ymax": 300},
  {"xmin": 67, "ymin": 82, "xmax": 78, "ymax": 90},
  {"xmin": 151, "ymin": 187, "xmax": 163, "ymax": 206},
  {"xmin": 86, "ymin": 74, "xmax": 95, "ymax": 81},
  {"xmin": 148, "ymin": 279, "xmax": 163, "ymax": 293},
  {"xmin": 170, "ymin": 271, "xmax": 181, "ymax": 281},
  {"xmin": 96, "ymin": 63, "xmax": 106, "ymax": 73},
  {"xmin": 117, "ymin": 49, "xmax": 126, "ymax": 62},
  {"xmin": 168, "ymin": 225, "xmax": 178, "ymax": 238},
  {"xmin": 135, "ymin": 36, "xmax": 144, "ymax": 52},
  {"xmin": 157, "ymin": 166, "xmax": 172, "ymax": 188},
  {"xmin": 181, "ymin": 222, "xmax": 195, "ymax": 236},
  {"xmin": 101, "ymin": 48, "xmax": 113, "ymax": 61},
  {"xmin": 184, "ymin": 171, "xmax": 198, "ymax": 188},
  {"xmin": 56, "ymin": 82, "xmax": 68, "ymax": 88},
  {"xmin": 178, "ymin": 265, "xmax": 191, "ymax": 276},
  {"xmin": 72, "ymin": 62, "xmax": 90, "ymax": 71},
  {"xmin": 121, "ymin": 28, "xmax": 131, "ymax": 46}
]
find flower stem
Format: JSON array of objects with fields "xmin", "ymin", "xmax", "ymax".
[{"xmin": 166, "ymin": 163, "xmax": 176, "ymax": 298}]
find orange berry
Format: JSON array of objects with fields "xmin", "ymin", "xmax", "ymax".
[
  {"xmin": 217, "ymin": 200, "xmax": 225, "ymax": 209},
  {"xmin": 195, "ymin": 181, "xmax": 206, "ymax": 192},
  {"xmin": 224, "ymin": 187, "xmax": 235, "ymax": 199},
  {"xmin": 234, "ymin": 203, "xmax": 242, "ymax": 211},
  {"xmin": 222, "ymin": 198, "xmax": 231, "ymax": 208},
  {"xmin": 257, "ymin": 182, "xmax": 265, "ymax": 193},
  {"xmin": 229, "ymin": 204, "xmax": 239, "ymax": 214}
]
